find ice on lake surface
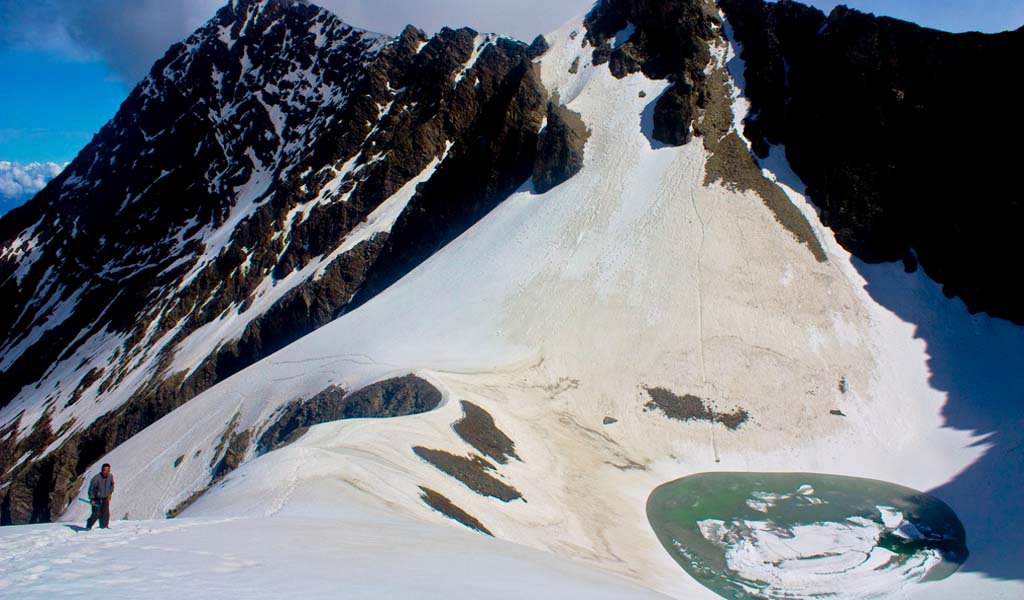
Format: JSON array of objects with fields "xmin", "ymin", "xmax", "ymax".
[{"xmin": 647, "ymin": 472, "xmax": 967, "ymax": 600}]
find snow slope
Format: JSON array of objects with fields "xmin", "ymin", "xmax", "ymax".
[
  {"xmin": 0, "ymin": 512, "xmax": 667, "ymax": 599},
  {"xmin": 52, "ymin": 12, "xmax": 1024, "ymax": 600}
]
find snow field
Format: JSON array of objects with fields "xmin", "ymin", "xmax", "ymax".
[{"xmin": 47, "ymin": 11, "xmax": 1024, "ymax": 600}]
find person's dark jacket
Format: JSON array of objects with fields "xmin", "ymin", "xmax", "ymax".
[{"xmin": 88, "ymin": 473, "xmax": 115, "ymax": 500}]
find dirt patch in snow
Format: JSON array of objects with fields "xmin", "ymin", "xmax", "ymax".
[
  {"xmin": 452, "ymin": 401, "xmax": 519, "ymax": 465},
  {"xmin": 413, "ymin": 447, "xmax": 522, "ymax": 502},
  {"xmin": 418, "ymin": 486, "xmax": 493, "ymax": 536}
]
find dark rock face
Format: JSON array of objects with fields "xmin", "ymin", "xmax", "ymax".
[
  {"xmin": 720, "ymin": 0, "xmax": 1024, "ymax": 323},
  {"xmin": 347, "ymin": 40, "xmax": 548, "ymax": 308},
  {"xmin": 527, "ymin": 35, "xmax": 550, "ymax": 58},
  {"xmin": 584, "ymin": 0, "xmax": 717, "ymax": 146},
  {"xmin": 532, "ymin": 101, "xmax": 590, "ymax": 193},
  {"xmin": 257, "ymin": 375, "xmax": 442, "ymax": 454},
  {"xmin": 210, "ymin": 416, "xmax": 252, "ymax": 482},
  {"xmin": 652, "ymin": 83, "xmax": 695, "ymax": 146}
]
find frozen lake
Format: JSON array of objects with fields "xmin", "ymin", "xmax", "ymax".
[{"xmin": 647, "ymin": 472, "xmax": 967, "ymax": 599}]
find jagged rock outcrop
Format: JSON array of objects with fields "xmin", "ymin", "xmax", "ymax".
[
  {"xmin": 720, "ymin": 0, "xmax": 1024, "ymax": 323},
  {"xmin": 346, "ymin": 39, "xmax": 548, "ymax": 307},
  {"xmin": 532, "ymin": 101, "xmax": 590, "ymax": 193},
  {"xmin": 583, "ymin": 0, "xmax": 717, "ymax": 146}
]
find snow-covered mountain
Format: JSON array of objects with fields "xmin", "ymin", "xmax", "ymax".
[
  {"xmin": 1, "ymin": 0, "xmax": 554, "ymax": 523},
  {"xmin": 1, "ymin": 0, "xmax": 1022, "ymax": 598}
]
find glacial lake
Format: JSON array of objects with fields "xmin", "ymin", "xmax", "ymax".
[{"xmin": 647, "ymin": 472, "xmax": 967, "ymax": 600}]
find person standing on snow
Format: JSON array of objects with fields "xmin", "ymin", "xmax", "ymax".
[{"xmin": 86, "ymin": 463, "xmax": 115, "ymax": 530}]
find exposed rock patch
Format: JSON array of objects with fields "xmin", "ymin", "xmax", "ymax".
[
  {"xmin": 452, "ymin": 401, "xmax": 519, "ymax": 465},
  {"xmin": 0, "ymin": 410, "xmax": 63, "ymax": 525},
  {"xmin": 527, "ymin": 35, "xmax": 550, "ymax": 58},
  {"xmin": 412, "ymin": 447, "xmax": 522, "ymax": 502},
  {"xmin": 68, "ymin": 368, "xmax": 105, "ymax": 407},
  {"xmin": 584, "ymin": 0, "xmax": 718, "ymax": 146},
  {"xmin": 532, "ymin": 101, "xmax": 591, "ymax": 194},
  {"xmin": 643, "ymin": 386, "xmax": 749, "ymax": 430},
  {"xmin": 211, "ymin": 428, "xmax": 252, "ymax": 482},
  {"xmin": 257, "ymin": 375, "xmax": 442, "ymax": 454},
  {"xmin": 210, "ymin": 414, "xmax": 240, "ymax": 467},
  {"xmin": 653, "ymin": 83, "xmax": 696, "ymax": 146},
  {"xmin": 165, "ymin": 487, "xmax": 209, "ymax": 519},
  {"xmin": 418, "ymin": 486, "xmax": 493, "ymax": 536}
]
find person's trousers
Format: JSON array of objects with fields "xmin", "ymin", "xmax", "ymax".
[{"xmin": 86, "ymin": 498, "xmax": 110, "ymax": 529}]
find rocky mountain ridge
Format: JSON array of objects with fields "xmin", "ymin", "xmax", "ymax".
[
  {"xmin": 0, "ymin": 0, "xmax": 575, "ymax": 523},
  {"xmin": 0, "ymin": 0, "xmax": 1021, "ymax": 529}
]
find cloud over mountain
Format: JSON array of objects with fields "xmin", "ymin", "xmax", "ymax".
[{"xmin": 0, "ymin": 160, "xmax": 66, "ymax": 208}]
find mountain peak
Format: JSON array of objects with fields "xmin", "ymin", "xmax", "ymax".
[{"xmin": 229, "ymin": 0, "xmax": 310, "ymax": 11}]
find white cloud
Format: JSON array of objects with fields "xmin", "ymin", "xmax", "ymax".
[{"xmin": 0, "ymin": 161, "xmax": 67, "ymax": 205}]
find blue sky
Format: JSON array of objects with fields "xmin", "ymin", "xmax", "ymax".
[
  {"xmin": 0, "ymin": 0, "xmax": 1022, "ymax": 174},
  {"xmin": 0, "ymin": 49, "xmax": 127, "ymax": 164}
]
